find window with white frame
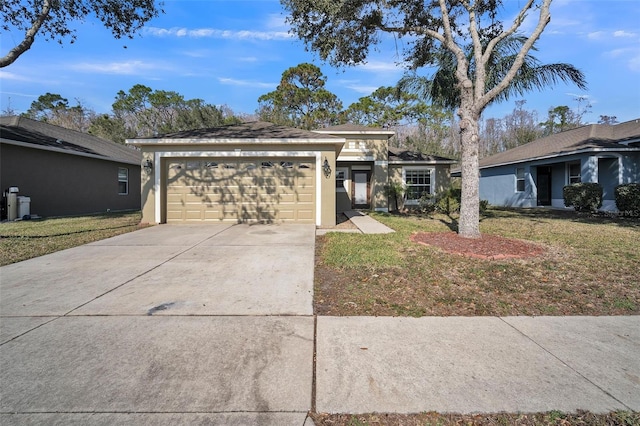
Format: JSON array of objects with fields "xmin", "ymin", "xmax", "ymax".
[
  {"xmin": 515, "ymin": 167, "xmax": 525, "ymax": 192},
  {"xmin": 404, "ymin": 168, "xmax": 432, "ymax": 203},
  {"xmin": 118, "ymin": 168, "xmax": 128, "ymax": 195},
  {"xmin": 335, "ymin": 167, "xmax": 348, "ymax": 191},
  {"xmin": 568, "ymin": 162, "xmax": 581, "ymax": 184}
]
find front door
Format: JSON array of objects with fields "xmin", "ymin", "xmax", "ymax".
[
  {"xmin": 537, "ymin": 166, "xmax": 552, "ymax": 206},
  {"xmin": 352, "ymin": 171, "xmax": 370, "ymax": 208}
]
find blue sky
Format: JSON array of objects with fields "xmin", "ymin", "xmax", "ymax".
[{"xmin": 1, "ymin": 0, "xmax": 639, "ymax": 124}]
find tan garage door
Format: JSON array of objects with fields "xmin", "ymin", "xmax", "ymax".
[{"xmin": 166, "ymin": 158, "xmax": 315, "ymax": 223}]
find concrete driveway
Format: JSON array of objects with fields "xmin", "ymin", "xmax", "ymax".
[{"xmin": 0, "ymin": 224, "xmax": 315, "ymax": 425}]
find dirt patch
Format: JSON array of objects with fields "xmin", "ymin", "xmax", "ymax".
[{"xmin": 410, "ymin": 231, "xmax": 546, "ymax": 260}]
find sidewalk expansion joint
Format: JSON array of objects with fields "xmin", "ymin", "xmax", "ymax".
[{"xmin": 498, "ymin": 316, "xmax": 633, "ymax": 411}]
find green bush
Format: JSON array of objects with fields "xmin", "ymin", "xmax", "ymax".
[
  {"xmin": 479, "ymin": 199, "xmax": 490, "ymax": 214},
  {"xmin": 563, "ymin": 183, "xmax": 603, "ymax": 212},
  {"xmin": 419, "ymin": 188, "xmax": 488, "ymax": 215},
  {"xmin": 615, "ymin": 183, "xmax": 640, "ymax": 216}
]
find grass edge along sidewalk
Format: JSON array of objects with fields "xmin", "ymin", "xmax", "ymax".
[{"xmin": 0, "ymin": 211, "xmax": 146, "ymax": 266}]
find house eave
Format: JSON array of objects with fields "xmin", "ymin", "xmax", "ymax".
[
  {"xmin": 1, "ymin": 138, "xmax": 140, "ymax": 166},
  {"xmin": 313, "ymin": 129, "xmax": 395, "ymax": 137},
  {"xmin": 479, "ymin": 146, "xmax": 640, "ymax": 170},
  {"xmin": 127, "ymin": 137, "xmax": 346, "ymax": 147}
]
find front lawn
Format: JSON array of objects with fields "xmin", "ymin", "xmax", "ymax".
[
  {"xmin": 0, "ymin": 211, "xmax": 147, "ymax": 266},
  {"xmin": 315, "ymin": 208, "xmax": 639, "ymax": 316}
]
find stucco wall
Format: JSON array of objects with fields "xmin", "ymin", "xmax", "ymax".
[
  {"xmin": 479, "ymin": 165, "xmax": 536, "ymax": 208},
  {"xmin": 139, "ymin": 142, "xmax": 338, "ymax": 227},
  {"xmin": 1, "ymin": 143, "xmax": 141, "ymax": 218}
]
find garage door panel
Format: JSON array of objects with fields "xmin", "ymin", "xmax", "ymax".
[{"xmin": 166, "ymin": 158, "xmax": 315, "ymax": 223}]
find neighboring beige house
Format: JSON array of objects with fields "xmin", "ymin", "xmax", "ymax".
[
  {"xmin": 1, "ymin": 116, "xmax": 141, "ymax": 219},
  {"xmin": 127, "ymin": 121, "xmax": 455, "ymax": 227}
]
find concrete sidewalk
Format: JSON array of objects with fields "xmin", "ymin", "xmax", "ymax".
[
  {"xmin": 2, "ymin": 224, "xmax": 639, "ymax": 424},
  {"xmin": 317, "ymin": 210, "xmax": 395, "ymax": 235},
  {"xmin": 316, "ymin": 316, "xmax": 640, "ymax": 414}
]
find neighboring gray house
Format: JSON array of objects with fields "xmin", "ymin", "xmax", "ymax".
[
  {"xmin": 1, "ymin": 116, "xmax": 141, "ymax": 218},
  {"xmin": 475, "ymin": 119, "xmax": 640, "ymax": 211}
]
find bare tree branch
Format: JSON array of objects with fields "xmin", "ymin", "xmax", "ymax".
[{"xmin": 0, "ymin": 0, "xmax": 51, "ymax": 68}]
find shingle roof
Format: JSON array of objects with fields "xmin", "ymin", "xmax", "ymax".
[
  {"xmin": 136, "ymin": 121, "xmax": 342, "ymax": 141},
  {"xmin": 479, "ymin": 118, "xmax": 640, "ymax": 169},
  {"xmin": 388, "ymin": 146, "xmax": 456, "ymax": 163},
  {"xmin": 0, "ymin": 116, "xmax": 141, "ymax": 165}
]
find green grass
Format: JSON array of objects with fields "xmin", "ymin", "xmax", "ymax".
[
  {"xmin": 311, "ymin": 410, "xmax": 640, "ymax": 425},
  {"xmin": 315, "ymin": 208, "xmax": 640, "ymax": 317},
  {"xmin": 0, "ymin": 211, "xmax": 146, "ymax": 266}
]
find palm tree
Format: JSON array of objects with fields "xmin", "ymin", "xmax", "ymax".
[{"xmin": 398, "ymin": 34, "xmax": 587, "ymax": 111}]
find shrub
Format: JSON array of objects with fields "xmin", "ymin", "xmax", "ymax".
[
  {"xmin": 419, "ymin": 188, "xmax": 488, "ymax": 215},
  {"xmin": 563, "ymin": 183, "xmax": 603, "ymax": 212},
  {"xmin": 479, "ymin": 199, "xmax": 490, "ymax": 214},
  {"xmin": 384, "ymin": 182, "xmax": 405, "ymax": 212},
  {"xmin": 614, "ymin": 183, "xmax": 640, "ymax": 216}
]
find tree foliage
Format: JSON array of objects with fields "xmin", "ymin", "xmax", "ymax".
[
  {"xmin": 112, "ymin": 84, "xmax": 239, "ymax": 138},
  {"xmin": 18, "ymin": 86, "xmax": 240, "ymax": 144},
  {"xmin": 257, "ymin": 63, "xmax": 343, "ymax": 130},
  {"xmin": 537, "ymin": 95, "xmax": 592, "ymax": 135},
  {"xmin": 479, "ymin": 100, "xmax": 541, "ymax": 156},
  {"xmin": 25, "ymin": 93, "xmax": 94, "ymax": 132},
  {"xmin": 398, "ymin": 34, "xmax": 586, "ymax": 110},
  {"xmin": 282, "ymin": 0, "xmax": 585, "ymax": 237},
  {"xmin": 1, "ymin": 0, "xmax": 163, "ymax": 67}
]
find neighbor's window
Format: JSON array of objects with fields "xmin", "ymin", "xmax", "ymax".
[
  {"xmin": 516, "ymin": 167, "xmax": 525, "ymax": 192},
  {"xmin": 118, "ymin": 168, "xmax": 128, "ymax": 195},
  {"xmin": 336, "ymin": 169, "xmax": 347, "ymax": 190},
  {"xmin": 568, "ymin": 162, "xmax": 581, "ymax": 184},
  {"xmin": 404, "ymin": 168, "xmax": 432, "ymax": 203}
]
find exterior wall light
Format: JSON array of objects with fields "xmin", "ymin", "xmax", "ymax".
[
  {"xmin": 143, "ymin": 159, "xmax": 153, "ymax": 173},
  {"xmin": 323, "ymin": 157, "xmax": 332, "ymax": 178}
]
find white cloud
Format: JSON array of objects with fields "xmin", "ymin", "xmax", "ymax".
[
  {"xmin": 344, "ymin": 85, "xmax": 379, "ymax": 95},
  {"xmin": 144, "ymin": 26, "xmax": 292, "ymax": 41},
  {"xmin": 68, "ymin": 60, "xmax": 167, "ymax": 75},
  {"xmin": 265, "ymin": 14, "xmax": 289, "ymax": 30},
  {"xmin": 613, "ymin": 30, "xmax": 636, "ymax": 38},
  {"xmin": 587, "ymin": 31, "xmax": 605, "ymax": 40},
  {"xmin": 0, "ymin": 71, "xmax": 33, "ymax": 82},
  {"xmin": 357, "ymin": 60, "xmax": 406, "ymax": 73},
  {"xmin": 604, "ymin": 47, "xmax": 640, "ymax": 73},
  {"xmin": 217, "ymin": 77, "xmax": 275, "ymax": 89}
]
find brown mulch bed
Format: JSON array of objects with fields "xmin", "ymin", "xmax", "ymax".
[{"xmin": 410, "ymin": 231, "xmax": 547, "ymax": 260}]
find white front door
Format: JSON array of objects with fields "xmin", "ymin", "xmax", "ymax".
[{"xmin": 354, "ymin": 172, "xmax": 368, "ymax": 205}]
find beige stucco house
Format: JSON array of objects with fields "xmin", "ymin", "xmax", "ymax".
[{"xmin": 127, "ymin": 121, "xmax": 455, "ymax": 227}]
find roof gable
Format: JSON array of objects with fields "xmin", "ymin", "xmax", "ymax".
[
  {"xmin": 479, "ymin": 119, "xmax": 640, "ymax": 169},
  {"xmin": 313, "ymin": 123, "xmax": 395, "ymax": 137},
  {"xmin": 388, "ymin": 146, "xmax": 456, "ymax": 163}
]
